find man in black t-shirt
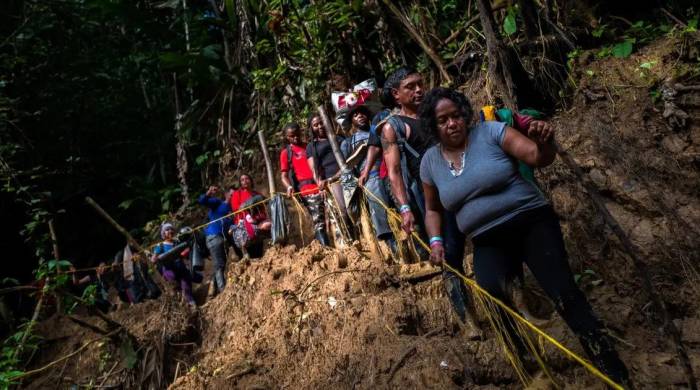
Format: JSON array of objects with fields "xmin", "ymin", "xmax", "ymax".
[{"xmin": 378, "ymin": 67, "xmax": 480, "ymax": 337}]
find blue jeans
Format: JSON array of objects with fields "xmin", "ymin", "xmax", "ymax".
[
  {"xmin": 206, "ymin": 234, "xmax": 227, "ymax": 293},
  {"xmin": 365, "ymin": 175, "xmax": 393, "ymax": 239}
]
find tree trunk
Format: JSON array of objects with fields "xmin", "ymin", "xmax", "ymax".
[
  {"xmin": 257, "ymin": 130, "xmax": 276, "ymax": 195},
  {"xmin": 517, "ymin": 0, "xmax": 541, "ymax": 39},
  {"xmin": 48, "ymin": 219, "xmax": 62, "ymax": 313},
  {"xmin": 172, "ymin": 73, "xmax": 191, "ymax": 213},
  {"xmin": 475, "ymin": 0, "xmax": 517, "ymax": 108}
]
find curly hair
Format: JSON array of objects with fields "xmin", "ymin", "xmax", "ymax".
[
  {"xmin": 381, "ymin": 67, "xmax": 418, "ymax": 108},
  {"xmin": 418, "ymin": 87, "xmax": 474, "ymax": 138}
]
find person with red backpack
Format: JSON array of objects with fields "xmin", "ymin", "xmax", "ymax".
[
  {"xmin": 228, "ymin": 173, "xmax": 271, "ymax": 257},
  {"xmin": 279, "ymin": 122, "xmax": 330, "ymax": 246}
]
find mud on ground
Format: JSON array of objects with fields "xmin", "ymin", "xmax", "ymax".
[{"xmin": 22, "ymin": 35, "xmax": 700, "ymax": 389}]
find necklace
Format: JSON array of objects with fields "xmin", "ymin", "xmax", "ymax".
[{"xmin": 440, "ymin": 144, "xmax": 467, "ymax": 176}]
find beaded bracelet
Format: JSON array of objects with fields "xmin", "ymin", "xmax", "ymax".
[
  {"xmin": 429, "ymin": 236, "xmax": 443, "ymax": 247},
  {"xmin": 399, "ymin": 204, "xmax": 411, "ymax": 214}
]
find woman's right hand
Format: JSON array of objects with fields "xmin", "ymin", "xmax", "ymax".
[{"xmin": 429, "ymin": 242, "xmax": 444, "ymax": 266}]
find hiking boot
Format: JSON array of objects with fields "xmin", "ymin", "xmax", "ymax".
[{"xmin": 444, "ymin": 272, "xmax": 483, "ymax": 340}]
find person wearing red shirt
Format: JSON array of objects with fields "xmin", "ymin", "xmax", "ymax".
[
  {"xmin": 279, "ymin": 122, "xmax": 330, "ymax": 246},
  {"xmin": 228, "ymin": 173, "xmax": 271, "ymax": 256},
  {"xmin": 229, "ymin": 174, "xmax": 271, "ymax": 226}
]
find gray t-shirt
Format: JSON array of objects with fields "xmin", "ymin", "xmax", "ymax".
[{"xmin": 420, "ymin": 121, "xmax": 548, "ymax": 238}]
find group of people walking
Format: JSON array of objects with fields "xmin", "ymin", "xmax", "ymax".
[
  {"xmin": 275, "ymin": 67, "xmax": 630, "ymax": 386},
  {"xmin": 150, "ymin": 174, "xmax": 272, "ymax": 305},
  {"xmin": 73, "ymin": 66, "xmax": 630, "ymax": 387}
]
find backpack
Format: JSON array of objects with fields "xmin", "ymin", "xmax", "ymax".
[
  {"xmin": 380, "ymin": 115, "xmax": 426, "ymax": 218},
  {"xmin": 286, "ymin": 144, "xmax": 300, "ymax": 191},
  {"xmin": 481, "ymin": 106, "xmax": 545, "ymax": 184}
]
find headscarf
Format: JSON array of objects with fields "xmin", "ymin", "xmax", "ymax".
[{"xmin": 160, "ymin": 222, "xmax": 175, "ymax": 239}]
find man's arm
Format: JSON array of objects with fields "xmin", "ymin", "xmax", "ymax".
[
  {"xmin": 198, "ymin": 186, "xmax": 223, "ymax": 209},
  {"xmin": 380, "ymin": 122, "xmax": 414, "ymax": 233},
  {"xmin": 280, "ymin": 149, "xmax": 294, "ymax": 196},
  {"xmin": 381, "ymin": 122, "xmax": 410, "ymax": 207}
]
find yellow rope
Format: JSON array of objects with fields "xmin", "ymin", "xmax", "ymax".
[
  {"xmin": 356, "ymin": 182, "xmax": 623, "ymax": 390},
  {"xmin": 68, "ymin": 189, "xmax": 316, "ymax": 274},
  {"xmin": 289, "ymin": 194, "xmax": 309, "ymax": 246},
  {"xmin": 72, "ymin": 174, "xmax": 623, "ymax": 389},
  {"xmin": 323, "ymin": 187, "xmax": 352, "ymax": 245}
]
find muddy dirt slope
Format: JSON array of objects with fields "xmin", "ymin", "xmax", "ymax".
[{"xmin": 22, "ymin": 35, "xmax": 700, "ymax": 389}]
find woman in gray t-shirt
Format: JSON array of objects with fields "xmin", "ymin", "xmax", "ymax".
[{"xmin": 418, "ymin": 88, "xmax": 629, "ymax": 386}]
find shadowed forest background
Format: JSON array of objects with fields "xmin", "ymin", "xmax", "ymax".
[{"xmin": 0, "ymin": 0, "xmax": 698, "ymax": 388}]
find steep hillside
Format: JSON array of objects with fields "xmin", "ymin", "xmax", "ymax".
[{"xmin": 20, "ymin": 35, "xmax": 700, "ymax": 389}]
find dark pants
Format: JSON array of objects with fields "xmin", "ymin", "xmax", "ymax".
[
  {"xmin": 159, "ymin": 259, "xmax": 195, "ymax": 305},
  {"xmin": 206, "ymin": 234, "xmax": 227, "ymax": 293},
  {"xmin": 472, "ymin": 206, "xmax": 629, "ymax": 384},
  {"xmin": 442, "ymin": 210, "xmax": 472, "ymax": 323}
]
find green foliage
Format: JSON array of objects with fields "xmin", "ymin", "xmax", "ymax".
[
  {"xmin": 503, "ymin": 7, "xmax": 518, "ymax": 36},
  {"xmin": 0, "ymin": 322, "xmax": 39, "ymax": 388},
  {"xmin": 592, "ymin": 24, "xmax": 607, "ymax": 38},
  {"xmin": 574, "ymin": 268, "xmax": 600, "ymax": 285},
  {"xmin": 566, "ymin": 49, "xmax": 581, "ymax": 70},
  {"xmin": 119, "ymin": 338, "xmax": 138, "ymax": 369},
  {"xmin": 612, "ymin": 39, "xmax": 634, "ymax": 58}
]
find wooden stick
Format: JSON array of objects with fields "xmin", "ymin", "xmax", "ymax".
[
  {"xmin": 0, "ymin": 285, "xmax": 38, "ymax": 295},
  {"xmin": 317, "ymin": 105, "xmax": 348, "ymax": 171},
  {"xmin": 86, "ymin": 197, "xmax": 143, "ymax": 251},
  {"xmin": 257, "ymin": 130, "xmax": 277, "ymax": 194},
  {"xmin": 14, "ymin": 220, "xmax": 61, "ymax": 361},
  {"xmin": 48, "ymin": 219, "xmax": 61, "ymax": 262},
  {"xmin": 48, "ymin": 219, "xmax": 63, "ymax": 313},
  {"xmin": 98, "ymin": 360, "xmax": 120, "ymax": 388},
  {"xmin": 554, "ymin": 141, "xmax": 697, "ymax": 389},
  {"xmin": 67, "ymin": 315, "xmax": 110, "ymax": 336},
  {"xmin": 381, "ymin": 0, "xmax": 452, "ymax": 84},
  {"xmin": 400, "ymin": 269, "xmax": 442, "ymax": 284},
  {"xmin": 14, "ymin": 285, "xmax": 45, "ymax": 361},
  {"xmin": 84, "ymin": 197, "xmax": 168, "ymax": 290}
]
